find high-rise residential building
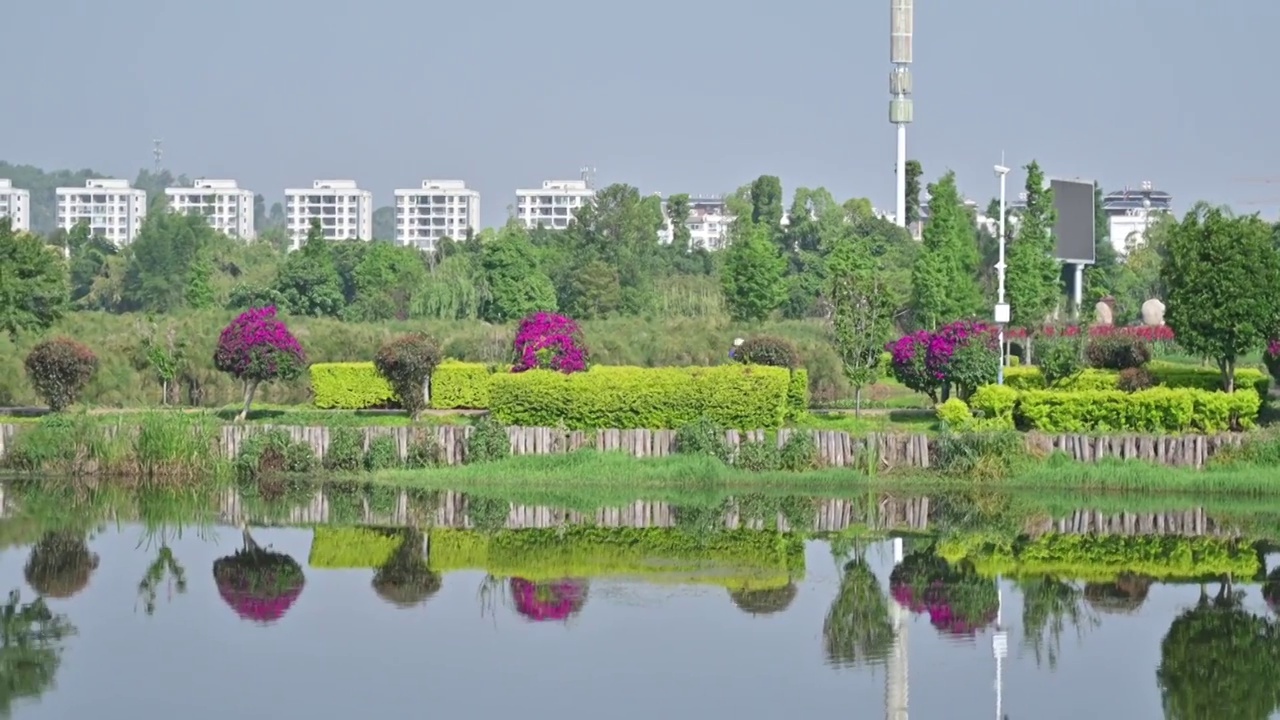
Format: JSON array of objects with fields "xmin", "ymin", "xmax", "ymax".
[
  {"xmin": 515, "ymin": 179, "xmax": 594, "ymax": 230},
  {"xmin": 1102, "ymin": 183, "xmax": 1172, "ymax": 255},
  {"xmin": 284, "ymin": 179, "xmax": 373, "ymax": 247},
  {"xmin": 55, "ymin": 178, "xmax": 147, "ymax": 246},
  {"xmin": 393, "ymin": 180, "xmax": 480, "ymax": 251},
  {"xmin": 164, "ymin": 179, "xmax": 255, "ymax": 239},
  {"xmin": 659, "ymin": 195, "xmax": 733, "ymax": 251},
  {"xmin": 0, "ymin": 179, "xmax": 31, "ymax": 232}
]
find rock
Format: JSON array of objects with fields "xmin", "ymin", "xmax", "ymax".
[
  {"xmin": 1093, "ymin": 301, "xmax": 1113, "ymax": 326},
  {"xmin": 1141, "ymin": 298, "xmax": 1165, "ymax": 326}
]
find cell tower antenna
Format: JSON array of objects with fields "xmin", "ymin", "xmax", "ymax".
[
  {"xmin": 580, "ymin": 165, "xmax": 596, "ymax": 190},
  {"xmin": 889, "ymin": 0, "xmax": 914, "ymax": 228},
  {"xmin": 153, "ymin": 139, "xmax": 163, "ymax": 172}
]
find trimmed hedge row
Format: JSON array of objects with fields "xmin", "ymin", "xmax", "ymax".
[
  {"xmin": 309, "ymin": 361, "xmax": 810, "ymax": 425},
  {"xmin": 487, "ymin": 365, "xmax": 796, "ymax": 429},
  {"xmin": 960, "ymin": 384, "xmax": 1260, "ymax": 433},
  {"xmin": 1003, "ymin": 362, "xmax": 1270, "ymax": 396}
]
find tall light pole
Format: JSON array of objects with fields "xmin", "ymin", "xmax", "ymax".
[
  {"xmin": 994, "ymin": 163, "xmax": 1011, "ymax": 384},
  {"xmin": 889, "ymin": 0, "xmax": 914, "ymax": 227}
]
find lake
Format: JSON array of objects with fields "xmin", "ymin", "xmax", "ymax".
[{"xmin": 1, "ymin": 481, "xmax": 1278, "ymax": 719}]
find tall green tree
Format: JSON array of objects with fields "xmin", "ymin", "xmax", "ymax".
[
  {"xmin": 273, "ymin": 220, "xmax": 344, "ymax": 317},
  {"xmin": 480, "ymin": 223, "xmax": 556, "ymax": 322},
  {"xmin": 1162, "ymin": 206, "xmax": 1280, "ymax": 391},
  {"xmin": 910, "ymin": 171, "xmax": 983, "ymax": 329},
  {"xmin": 0, "ymin": 218, "xmax": 68, "ymax": 340},
  {"xmin": 904, "ymin": 159, "xmax": 923, "ymax": 226},
  {"xmin": 665, "ymin": 193, "xmax": 692, "ymax": 250},
  {"xmin": 748, "ymin": 175, "xmax": 785, "ymax": 245},
  {"xmin": 121, "ymin": 213, "xmax": 217, "ymax": 312},
  {"xmin": 720, "ymin": 223, "xmax": 786, "ymax": 322},
  {"xmin": 346, "ymin": 242, "xmax": 428, "ymax": 321},
  {"xmin": 1005, "ymin": 161, "xmax": 1061, "ymax": 359},
  {"xmin": 827, "ymin": 233, "xmax": 895, "ymax": 414}
]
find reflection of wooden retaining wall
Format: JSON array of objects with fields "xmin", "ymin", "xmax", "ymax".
[
  {"xmin": 211, "ymin": 489, "xmax": 1237, "ymax": 537},
  {"xmin": 0, "ymin": 423, "xmax": 1250, "ymax": 469}
]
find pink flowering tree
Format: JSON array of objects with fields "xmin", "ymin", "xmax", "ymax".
[
  {"xmin": 213, "ymin": 527, "xmax": 305, "ymax": 625},
  {"xmin": 511, "ymin": 312, "xmax": 588, "ymax": 373},
  {"xmin": 214, "ymin": 307, "xmax": 307, "ymax": 421},
  {"xmin": 886, "ymin": 320, "xmax": 998, "ymax": 403}
]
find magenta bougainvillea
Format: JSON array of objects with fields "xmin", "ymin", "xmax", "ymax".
[
  {"xmin": 509, "ymin": 578, "xmax": 588, "ymax": 622},
  {"xmin": 886, "ymin": 320, "xmax": 998, "ymax": 402},
  {"xmin": 214, "ymin": 306, "xmax": 307, "ymax": 383},
  {"xmin": 511, "ymin": 312, "xmax": 588, "ymax": 373},
  {"xmin": 213, "ymin": 530, "xmax": 305, "ymax": 624},
  {"xmin": 1004, "ymin": 324, "xmax": 1175, "ymax": 343},
  {"xmin": 889, "ymin": 550, "xmax": 998, "ymax": 637}
]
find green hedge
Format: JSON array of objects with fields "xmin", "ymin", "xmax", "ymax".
[
  {"xmin": 787, "ymin": 369, "xmax": 809, "ymax": 420},
  {"xmin": 310, "ymin": 360, "xmax": 504, "ymax": 410},
  {"xmin": 488, "ymin": 365, "xmax": 794, "ymax": 429},
  {"xmin": 1003, "ymin": 363, "xmax": 1270, "ymax": 395},
  {"xmin": 998, "ymin": 387, "xmax": 1261, "ymax": 433}
]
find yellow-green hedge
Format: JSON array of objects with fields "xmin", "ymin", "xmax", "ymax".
[
  {"xmin": 488, "ymin": 365, "xmax": 794, "ymax": 429},
  {"xmin": 787, "ymin": 369, "xmax": 809, "ymax": 420},
  {"xmin": 1002, "ymin": 363, "xmax": 1270, "ymax": 395},
  {"xmin": 310, "ymin": 360, "xmax": 504, "ymax": 410},
  {"xmin": 1015, "ymin": 387, "xmax": 1259, "ymax": 433}
]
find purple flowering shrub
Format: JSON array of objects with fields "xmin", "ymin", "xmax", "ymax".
[
  {"xmin": 511, "ymin": 312, "xmax": 588, "ymax": 373},
  {"xmin": 886, "ymin": 320, "xmax": 998, "ymax": 403},
  {"xmin": 889, "ymin": 549, "xmax": 998, "ymax": 637},
  {"xmin": 213, "ymin": 306, "xmax": 307, "ymax": 420},
  {"xmin": 509, "ymin": 578, "xmax": 589, "ymax": 622}
]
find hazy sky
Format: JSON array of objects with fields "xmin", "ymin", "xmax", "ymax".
[{"xmin": 4, "ymin": 0, "xmax": 1279, "ymax": 226}]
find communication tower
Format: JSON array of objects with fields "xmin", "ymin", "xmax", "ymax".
[{"xmin": 889, "ymin": 0, "xmax": 914, "ymax": 227}]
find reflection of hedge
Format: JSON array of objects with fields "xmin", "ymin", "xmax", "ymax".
[
  {"xmin": 309, "ymin": 527, "xmax": 405, "ymax": 568},
  {"xmin": 430, "ymin": 527, "xmax": 804, "ymax": 590},
  {"xmin": 938, "ymin": 534, "xmax": 1261, "ymax": 581}
]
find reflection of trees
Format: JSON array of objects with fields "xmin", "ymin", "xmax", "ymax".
[
  {"xmin": 137, "ymin": 547, "xmax": 187, "ymax": 616},
  {"xmin": 372, "ymin": 530, "xmax": 441, "ymax": 609},
  {"xmin": 23, "ymin": 532, "xmax": 99, "ymax": 599},
  {"xmin": 728, "ymin": 584, "xmax": 798, "ymax": 616},
  {"xmin": 1084, "ymin": 574, "xmax": 1152, "ymax": 615},
  {"xmin": 212, "ymin": 527, "xmax": 305, "ymax": 624},
  {"xmin": 1019, "ymin": 577, "xmax": 1098, "ymax": 669},
  {"xmin": 509, "ymin": 578, "xmax": 589, "ymax": 622},
  {"xmin": 890, "ymin": 547, "xmax": 999, "ymax": 636},
  {"xmin": 0, "ymin": 590, "xmax": 75, "ymax": 716},
  {"xmin": 1156, "ymin": 581, "xmax": 1280, "ymax": 720},
  {"xmin": 1264, "ymin": 568, "xmax": 1280, "ymax": 614},
  {"xmin": 823, "ymin": 557, "xmax": 894, "ymax": 667}
]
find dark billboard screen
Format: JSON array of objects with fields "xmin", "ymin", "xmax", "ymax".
[{"xmin": 1050, "ymin": 178, "xmax": 1096, "ymax": 264}]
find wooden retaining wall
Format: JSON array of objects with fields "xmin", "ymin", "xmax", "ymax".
[{"xmin": 0, "ymin": 423, "xmax": 1250, "ymax": 469}]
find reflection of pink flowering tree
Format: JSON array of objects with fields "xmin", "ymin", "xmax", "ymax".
[
  {"xmin": 213, "ymin": 528, "xmax": 305, "ymax": 624},
  {"xmin": 886, "ymin": 320, "xmax": 998, "ymax": 403},
  {"xmin": 511, "ymin": 313, "xmax": 588, "ymax": 373},
  {"xmin": 508, "ymin": 578, "xmax": 588, "ymax": 622},
  {"xmin": 213, "ymin": 307, "xmax": 307, "ymax": 421},
  {"xmin": 889, "ymin": 549, "xmax": 998, "ymax": 637}
]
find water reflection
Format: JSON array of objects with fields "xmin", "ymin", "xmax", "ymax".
[{"xmin": 0, "ymin": 481, "xmax": 1279, "ymax": 718}]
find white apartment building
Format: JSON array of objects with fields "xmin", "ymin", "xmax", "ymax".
[
  {"xmin": 393, "ymin": 180, "xmax": 480, "ymax": 251},
  {"xmin": 55, "ymin": 178, "xmax": 147, "ymax": 246},
  {"xmin": 284, "ymin": 179, "xmax": 373, "ymax": 247},
  {"xmin": 164, "ymin": 179, "xmax": 255, "ymax": 239},
  {"xmin": 0, "ymin": 179, "xmax": 30, "ymax": 232},
  {"xmin": 659, "ymin": 195, "xmax": 733, "ymax": 250},
  {"xmin": 1103, "ymin": 184, "xmax": 1172, "ymax": 255},
  {"xmin": 515, "ymin": 179, "xmax": 594, "ymax": 230}
]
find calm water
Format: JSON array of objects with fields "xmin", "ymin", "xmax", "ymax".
[{"xmin": 2, "ymin": 483, "xmax": 1279, "ymax": 719}]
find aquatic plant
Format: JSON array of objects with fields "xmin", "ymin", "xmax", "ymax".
[
  {"xmin": 212, "ymin": 527, "xmax": 305, "ymax": 624},
  {"xmin": 509, "ymin": 578, "xmax": 588, "ymax": 622}
]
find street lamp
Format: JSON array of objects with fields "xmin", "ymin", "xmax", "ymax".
[{"xmin": 993, "ymin": 164, "xmax": 1011, "ymax": 384}]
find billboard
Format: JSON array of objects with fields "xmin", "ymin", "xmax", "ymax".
[{"xmin": 1049, "ymin": 178, "xmax": 1096, "ymax": 264}]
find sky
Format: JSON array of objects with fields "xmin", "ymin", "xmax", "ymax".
[{"xmin": 3, "ymin": 0, "xmax": 1279, "ymax": 227}]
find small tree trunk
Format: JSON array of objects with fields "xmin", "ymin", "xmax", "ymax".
[
  {"xmin": 161, "ymin": 380, "xmax": 168, "ymax": 406},
  {"xmin": 236, "ymin": 380, "xmax": 259, "ymax": 422},
  {"xmin": 854, "ymin": 387, "xmax": 862, "ymax": 418},
  {"xmin": 1024, "ymin": 335, "xmax": 1033, "ymax": 366},
  {"xmin": 1220, "ymin": 358, "xmax": 1235, "ymax": 393},
  {"xmin": 416, "ymin": 373, "xmax": 431, "ymax": 421}
]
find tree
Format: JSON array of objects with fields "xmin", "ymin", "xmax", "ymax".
[
  {"xmin": 121, "ymin": 212, "xmax": 216, "ymax": 312},
  {"xmin": 720, "ymin": 223, "xmax": 786, "ymax": 322},
  {"xmin": 1162, "ymin": 207, "xmax": 1280, "ymax": 391},
  {"xmin": 828, "ymin": 235, "xmax": 895, "ymax": 414},
  {"xmin": 480, "ymin": 224, "xmax": 556, "ymax": 323},
  {"xmin": 345, "ymin": 242, "xmax": 428, "ymax": 321},
  {"xmin": 273, "ymin": 220, "xmax": 344, "ymax": 317},
  {"xmin": 665, "ymin": 193, "xmax": 692, "ymax": 250},
  {"xmin": 910, "ymin": 171, "xmax": 982, "ymax": 329},
  {"xmin": 1005, "ymin": 161, "xmax": 1061, "ymax": 361},
  {"xmin": 0, "ymin": 218, "xmax": 68, "ymax": 340},
  {"xmin": 904, "ymin": 159, "xmax": 923, "ymax": 226},
  {"xmin": 213, "ymin": 306, "xmax": 307, "ymax": 421},
  {"xmin": 24, "ymin": 338, "xmax": 98, "ymax": 411},
  {"xmin": 374, "ymin": 333, "xmax": 443, "ymax": 419},
  {"xmin": 130, "ymin": 320, "xmax": 187, "ymax": 404},
  {"xmin": 748, "ymin": 175, "xmax": 785, "ymax": 245}
]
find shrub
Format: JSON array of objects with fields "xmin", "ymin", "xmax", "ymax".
[
  {"xmin": 1036, "ymin": 332, "xmax": 1083, "ymax": 387},
  {"xmin": 487, "ymin": 365, "xmax": 793, "ymax": 430},
  {"xmin": 466, "ymin": 416, "xmax": 510, "ymax": 463},
  {"xmin": 732, "ymin": 335, "xmax": 799, "ymax": 368},
  {"xmin": 406, "ymin": 431, "xmax": 443, "ymax": 468},
  {"xmin": 373, "ymin": 333, "xmax": 443, "ymax": 419},
  {"xmin": 310, "ymin": 360, "xmax": 504, "ymax": 410},
  {"xmin": 23, "ymin": 337, "xmax": 98, "ymax": 411},
  {"xmin": 324, "ymin": 427, "xmax": 365, "ymax": 471},
  {"xmin": 967, "ymin": 385, "xmax": 1018, "ymax": 426},
  {"xmin": 786, "ymin": 369, "xmax": 809, "ymax": 419},
  {"xmin": 1015, "ymin": 387, "xmax": 1261, "ymax": 433},
  {"xmin": 735, "ymin": 440, "xmax": 780, "ymax": 471},
  {"xmin": 779, "ymin": 431, "xmax": 818, "ymax": 471},
  {"xmin": 364, "ymin": 434, "xmax": 400, "ymax": 471},
  {"xmin": 935, "ymin": 398, "xmax": 972, "ymax": 430},
  {"xmin": 512, "ymin": 312, "xmax": 588, "ymax": 373},
  {"xmin": 1085, "ymin": 334, "xmax": 1151, "ymax": 370},
  {"xmin": 234, "ymin": 429, "xmax": 316, "ymax": 477},
  {"xmin": 431, "ymin": 362, "xmax": 502, "ymax": 409},
  {"xmin": 934, "ymin": 430, "xmax": 1029, "ymax": 480},
  {"xmin": 1002, "ymin": 364, "xmax": 1270, "ymax": 396},
  {"xmin": 887, "ymin": 320, "xmax": 998, "ymax": 403},
  {"xmin": 1116, "ymin": 367, "xmax": 1155, "ymax": 393},
  {"xmin": 676, "ymin": 417, "xmax": 730, "ymax": 461},
  {"xmin": 214, "ymin": 307, "xmax": 306, "ymax": 421}
]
